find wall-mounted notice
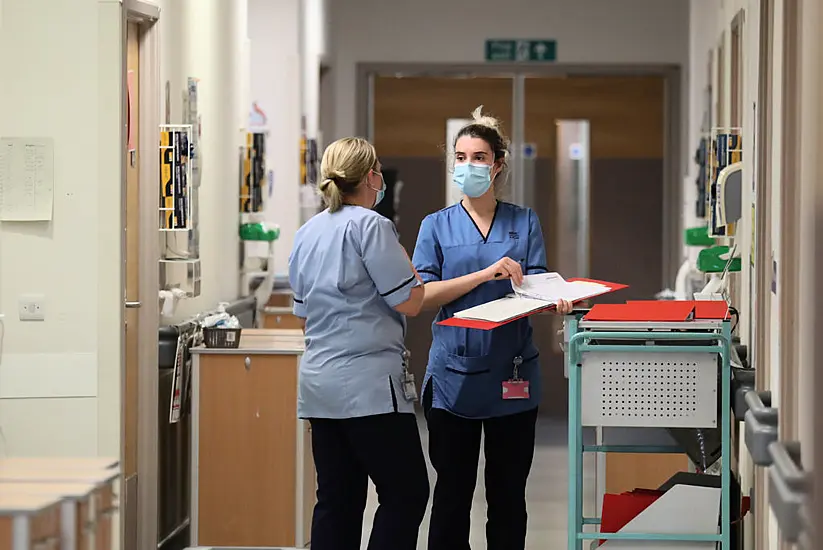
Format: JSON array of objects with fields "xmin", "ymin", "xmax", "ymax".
[{"xmin": 0, "ymin": 137, "xmax": 54, "ymax": 221}]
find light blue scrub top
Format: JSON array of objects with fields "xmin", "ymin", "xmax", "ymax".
[
  {"xmin": 289, "ymin": 205, "xmax": 421, "ymax": 419},
  {"xmin": 412, "ymin": 201, "xmax": 548, "ymax": 419}
]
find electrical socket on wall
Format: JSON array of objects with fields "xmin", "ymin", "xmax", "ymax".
[{"xmin": 19, "ymin": 294, "xmax": 45, "ymax": 321}]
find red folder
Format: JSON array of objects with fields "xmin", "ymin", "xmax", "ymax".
[
  {"xmin": 599, "ymin": 491, "xmax": 663, "ymax": 546},
  {"xmin": 437, "ymin": 277, "xmax": 628, "ymax": 331},
  {"xmin": 624, "ymin": 300, "xmax": 730, "ymax": 320},
  {"xmin": 583, "ymin": 301, "xmax": 696, "ymax": 322}
]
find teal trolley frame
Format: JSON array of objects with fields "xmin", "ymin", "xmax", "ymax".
[{"xmin": 566, "ymin": 317, "xmax": 732, "ymax": 549}]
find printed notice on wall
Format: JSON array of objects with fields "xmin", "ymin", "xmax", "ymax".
[{"xmin": 0, "ymin": 137, "xmax": 54, "ymax": 221}]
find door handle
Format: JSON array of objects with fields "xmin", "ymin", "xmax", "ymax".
[{"xmin": 125, "ymin": 301, "xmax": 142, "ymax": 309}]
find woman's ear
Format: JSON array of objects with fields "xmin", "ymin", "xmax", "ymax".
[{"xmin": 492, "ymin": 159, "xmax": 503, "ymax": 180}]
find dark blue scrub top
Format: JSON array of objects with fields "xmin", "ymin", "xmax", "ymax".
[{"xmin": 412, "ymin": 201, "xmax": 549, "ymax": 419}]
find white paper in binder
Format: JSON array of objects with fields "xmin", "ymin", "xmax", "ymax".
[
  {"xmin": 452, "ymin": 273, "xmax": 609, "ymax": 323},
  {"xmin": 600, "ymin": 484, "xmax": 720, "ymax": 549}
]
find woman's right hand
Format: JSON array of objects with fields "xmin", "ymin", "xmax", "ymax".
[{"xmin": 482, "ymin": 257, "xmax": 524, "ymax": 286}]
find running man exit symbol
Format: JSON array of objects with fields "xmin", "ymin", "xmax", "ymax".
[{"xmin": 516, "ymin": 41, "xmax": 530, "ymax": 61}]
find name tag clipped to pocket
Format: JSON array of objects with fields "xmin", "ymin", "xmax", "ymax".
[
  {"xmin": 401, "ymin": 350, "xmax": 418, "ymax": 402},
  {"xmin": 502, "ymin": 355, "xmax": 530, "ymax": 400}
]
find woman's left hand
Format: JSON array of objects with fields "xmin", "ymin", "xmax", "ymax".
[{"xmin": 555, "ymin": 299, "xmax": 573, "ymax": 315}]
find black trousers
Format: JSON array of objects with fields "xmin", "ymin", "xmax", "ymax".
[
  {"xmin": 425, "ymin": 391, "xmax": 538, "ymax": 550},
  {"xmin": 309, "ymin": 412, "xmax": 429, "ymax": 550}
]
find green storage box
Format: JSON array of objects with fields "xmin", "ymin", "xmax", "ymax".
[
  {"xmin": 685, "ymin": 225, "xmax": 716, "ymax": 247},
  {"xmin": 697, "ymin": 245, "xmax": 741, "ymax": 273},
  {"xmin": 239, "ymin": 222, "xmax": 280, "ymax": 242}
]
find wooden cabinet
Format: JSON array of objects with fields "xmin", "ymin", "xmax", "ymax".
[
  {"xmin": 604, "ymin": 453, "xmax": 689, "ymax": 494},
  {"xmin": 191, "ymin": 330, "xmax": 316, "ymax": 547},
  {"xmin": 0, "ymin": 494, "xmax": 63, "ymax": 550},
  {"xmin": 262, "ymin": 307, "xmax": 304, "ymax": 330},
  {"xmin": 266, "ymin": 290, "xmax": 294, "ymax": 308},
  {"xmin": 263, "ymin": 291, "xmax": 303, "ymax": 330}
]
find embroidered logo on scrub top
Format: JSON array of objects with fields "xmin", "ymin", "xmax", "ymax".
[{"xmin": 508, "ymin": 231, "xmax": 519, "ymax": 240}]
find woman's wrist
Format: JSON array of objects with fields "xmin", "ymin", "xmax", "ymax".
[{"xmin": 473, "ymin": 269, "xmax": 491, "ymax": 286}]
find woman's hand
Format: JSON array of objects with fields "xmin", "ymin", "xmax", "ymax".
[
  {"xmin": 483, "ymin": 257, "xmax": 524, "ymax": 286},
  {"xmin": 555, "ymin": 299, "xmax": 573, "ymax": 315}
]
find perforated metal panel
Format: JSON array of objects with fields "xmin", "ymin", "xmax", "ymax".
[{"xmin": 580, "ymin": 352, "xmax": 718, "ymax": 428}]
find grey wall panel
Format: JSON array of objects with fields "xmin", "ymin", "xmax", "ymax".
[{"xmin": 590, "ymin": 159, "xmax": 665, "ymax": 302}]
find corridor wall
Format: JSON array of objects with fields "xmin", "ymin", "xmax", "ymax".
[
  {"xmin": 689, "ymin": 0, "xmax": 819, "ymax": 547},
  {"xmin": 0, "ymin": 0, "xmax": 123, "ymax": 457}
]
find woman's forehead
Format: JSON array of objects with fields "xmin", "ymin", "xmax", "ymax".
[{"xmin": 455, "ymin": 136, "xmax": 491, "ymax": 154}]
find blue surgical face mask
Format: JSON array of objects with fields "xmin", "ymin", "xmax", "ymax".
[
  {"xmin": 453, "ymin": 163, "xmax": 492, "ymax": 198},
  {"xmin": 369, "ymin": 172, "xmax": 386, "ymax": 208}
]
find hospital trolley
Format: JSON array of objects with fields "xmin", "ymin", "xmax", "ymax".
[{"xmin": 566, "ymin": 313, "xmax": 732, "ymax": 549}]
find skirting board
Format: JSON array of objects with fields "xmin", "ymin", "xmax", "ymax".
[{"xmin": 0, "ymin": 352, "xmax": 97, "ymax": 398}]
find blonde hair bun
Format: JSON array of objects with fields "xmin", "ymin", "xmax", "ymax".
[
  {"xmin": 326, "ymin": 168, "xmax": 346, "ymax": 181},
  {"xmin": 318, "ymin": 137, "xmax": 378, "ymax": 213},
  {"xmin": 470, "ymin": 105, "xmax": 501, "ymax": 131}
]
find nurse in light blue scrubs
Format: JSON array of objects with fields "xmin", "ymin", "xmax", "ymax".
[
  {"xmin": 412, "ymin": 107, "xmax": 573, "ymax": 550},
  {"xmin": 289, "ymin": 137, "xmax": 429, "ymax": 550}
]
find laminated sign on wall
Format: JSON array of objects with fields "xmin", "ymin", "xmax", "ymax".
[{"xmin": 0, "ymin": 137, "xmax": 54, "ymax": 222}]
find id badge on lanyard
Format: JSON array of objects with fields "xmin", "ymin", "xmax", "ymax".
[
  {"xmin": 401, "ymin": 349, "xmax": 418, "ymax": 401},
  {"xmin": 502, "ymin": 355, "xmax": 530, "ymax": 399}
]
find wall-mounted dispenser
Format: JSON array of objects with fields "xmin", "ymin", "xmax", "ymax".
[{"xmin": 715, "ymin": 161, "xmax": 742, "ymax": 235}]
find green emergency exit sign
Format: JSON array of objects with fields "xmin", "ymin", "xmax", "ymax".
[{"xmin": 485, "ymin": 39, "xmax": 557, "ymax": 62}]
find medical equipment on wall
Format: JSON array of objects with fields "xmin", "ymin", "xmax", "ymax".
[
  {"xmin": 657, "ymin": 226, "xmax": 715, "ymax": 301},
  {"xmin": 715, "ymin": 162, "xmax": 743, "ymax": 230},
  {"xmin": 239, "ymin": 215, "xmax": 280, "ymax": 323},
  {"xmin": 693, "ymin": 75, "xmax": 712, "ymax": 219},
  {"xmin": 240, "ymin": 131, "xmax": 267, "ymax": 214},
  {"xmin": 707, "ymin": 128, "xmax": 742, "ymax": 237},
  {"xmin": 695, "ymin": 244, "xmax": 740, "ymax": 301},
  {"xmin": 694, "ymin": 137, "xmax": 709, "ymax": 218},
  {"xmin": 299, "ymin": 130, "xmax": 323, "ymax": 224},
  {"xmin": 160, "ymin": 126, "xmax": 194, "ymax": 231},
  {"xmin": 159, "ymin": 122, "xmax": 202, "ymax": 301}
]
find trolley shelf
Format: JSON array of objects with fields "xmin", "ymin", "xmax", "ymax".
[{"xmin": 566, "ymin": 315, "xmax": 732, "ymax": 549}]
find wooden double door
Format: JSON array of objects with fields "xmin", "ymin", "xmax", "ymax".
[{"xmin": 372, "ymin": 74, "xmax": 667, "ymax": 417}]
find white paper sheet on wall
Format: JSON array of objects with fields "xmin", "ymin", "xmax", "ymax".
[{"xmin": 0, "ymin": 137, "xmax": 54, "ymax": 221}]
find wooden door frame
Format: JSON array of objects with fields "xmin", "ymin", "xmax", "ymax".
[
  {"xmin": 776, "ymin": 1, "xmax": 803, "ymax": 548},
  {"xmin": 730, "ymin": 13, "xmax": 746, "ymax": 129},
  {"xmin": 753, "ymin": 0, "xmax": 774, "ymax": 547},
  {"xmin": 355, "ymin": 62, "xmax": 683, "ymax": 290},
  {"xmin": 123, "ymin": 2, "xmax": 161, "ymax": 550},
  {"xmin": 778, "ymin": 0, "xmax": 802, "ymax": 443},
  {"xmin": 716, "ymin": 35, "xmax": 726, "ymax": 127},
  {"xmin": 754, "ymin": 5, "xmax": 774, "ymax": 390}
]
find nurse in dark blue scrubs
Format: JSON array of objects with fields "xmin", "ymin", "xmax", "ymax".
[{"xmin": 412, "ymin": 107, "xmax": 573, "ymax": 550}]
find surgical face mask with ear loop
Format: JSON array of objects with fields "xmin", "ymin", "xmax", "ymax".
[
  {"xmin": 453, "ymin": 163, "xmax": 493, "ymax": 198},
  {"xmin": 369, "ymin": 171, "xmax": 386, "ymax": 207}
]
